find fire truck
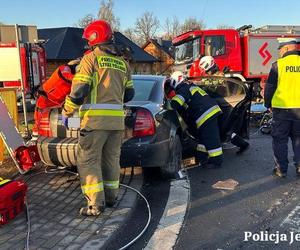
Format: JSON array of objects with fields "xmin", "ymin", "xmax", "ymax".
[
  {"xmin": 172, "ymin": 25, "xmax": 300, "ymax": 91},
  {"xmin": 0, "ymin": 25, "xmax": 46, "ymax": 105}
]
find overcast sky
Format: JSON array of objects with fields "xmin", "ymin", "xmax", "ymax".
[{"xmin": 1, "ymin": 0, "xmax": 299, "ymax": 31}]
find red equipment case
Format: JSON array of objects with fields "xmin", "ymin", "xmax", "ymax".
[{"xmin": 0, "ymin": 177, "xmax": 27, "ymax": 225}]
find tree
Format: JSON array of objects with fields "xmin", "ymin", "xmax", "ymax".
[
  {"xmin": 181, "ymin": 17, "xmax": 206, "ymax": 33},
  {"xmin": 163, "ymin": 16, "xmax": 181, "ymax": 39},
  {"xmin": 76, "ymin": 14, "xmax": 96, "ymax": 28},
  {"xmin": 123, "ymin": 28, "xmax": 139, "ymax": 44},
  {"xmin": 134, "ymin": 11, "xmax": 160, "ymax": 45},
  {"xmin": 216, "ymin": 24, "xmax": 235, "ymax": 29},
  {"xmin": 98, "ymin": 0, "xmax": 120, "ymax": 30}
]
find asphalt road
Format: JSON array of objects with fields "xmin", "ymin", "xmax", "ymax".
[
  {"xmin": 108, "ymin": 168, "xmax": 171, "ymax": 250},
  {"xmin": 175, "ymin": 132, "xmax": 300, "ymax": 250}
]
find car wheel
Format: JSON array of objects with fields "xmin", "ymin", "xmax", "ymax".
[{"xmin": 160, "ymin": 134, "xmax": 182, "ymax": 179}]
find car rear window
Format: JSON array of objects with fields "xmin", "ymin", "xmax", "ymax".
[{"xmin": 131, "ymin": 79, "xmax": 157, "ymax": 101}]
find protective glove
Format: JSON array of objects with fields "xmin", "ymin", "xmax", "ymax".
[
  {"xmin": 61, "ymin": 115, "xmax": 69, "ymax": 129},
  {"xmin": 166, "ymin": 90, "xmax": 176, "ymax": 100}
]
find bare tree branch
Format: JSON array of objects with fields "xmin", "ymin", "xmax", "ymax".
[
  {"xmin": 123, "ymin": 28, "xmax": 138, "ymax": 43},
  {"xmin": 162, "ymin": 16, "xmax": 181, "ymax": 39},
  {"xmin": 98, "ymin": 0, "xmax": 120, "ymax": 31},
  {"xmin": 181, "ymin": 17, "xmax": 206, "ymax": 33},
  {"xmin": 216, "ymin": 24, "xmax": 235, "ymax": 29},
  {"xmin": 76, "ymin": 14, "xmax": 96, "ymax": 28},
  {"xmin": 134, "ymin": 11, "xmax": 160, "ymax": 45}
]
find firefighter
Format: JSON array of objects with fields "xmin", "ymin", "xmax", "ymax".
[
  {"xmin": 62, "ymin": 20, "xmax": 135, "ymax": 215},
  {"xmin": 264, "ymin": 37, "xmax": 300, "ymax": 178},
  {"xmin": 199, "ymin": 56, "xmax": 250, "ymax": 154},
  {"xmin": 199, "ymin": 55, "xmax": 224, "ymax": 77},
  {"xmin": 165, "ymin": 71, "xmax": 223, "ymax": 168}
]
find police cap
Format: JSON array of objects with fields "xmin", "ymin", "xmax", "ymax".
[{"xmin": 277, "ymin": 37, "xmax": 300, "ymax": 49}]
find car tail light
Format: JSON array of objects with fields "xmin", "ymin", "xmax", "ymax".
[{"xmin": 133, "ymin": 109, "xmax": 156, "ymax": 137}]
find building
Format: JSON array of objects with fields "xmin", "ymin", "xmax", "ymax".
[
  {"xmin": 142, "ymin": 38, "xmax": 175, "ymax": 75},
  {"xmin": 38, "ymin": 27, "xmax": 157, "ymax": 77}
]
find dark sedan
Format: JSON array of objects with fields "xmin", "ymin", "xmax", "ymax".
[{"xmin": 37, "ymin": 75, "xmax": 252, "ymax": 177}]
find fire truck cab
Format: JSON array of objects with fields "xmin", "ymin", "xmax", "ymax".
[{"xmin": 172, "ymin": 25, "xmax": 300, "ymax": 86}]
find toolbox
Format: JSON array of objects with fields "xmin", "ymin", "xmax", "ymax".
[{"xmin": 0, "ymin": 177, "xmax": 27, "ymax": 225}]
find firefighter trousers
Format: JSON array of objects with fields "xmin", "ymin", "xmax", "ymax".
[
  {"xmin": 271, "ymin": 114, "xmax": 300, "ymax": 172},
  {"xmin": 77, "ymin": 129, "xmax": 123, "ymax": 207},
  {"xmin": 195, "ymin": 117, "xmax": 223, "ymax": 166}
]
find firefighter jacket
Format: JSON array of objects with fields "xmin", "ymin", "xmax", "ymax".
[
  {"xmin": 62, "ymin": 45, "xmax": 134, "ymax": 130},
  {"xmin": 265, "ymin": 51, "xmax": 300, "ymax": 109},
  {"xmin": 170, "ymin": 81, "xmax": 222, "ymax": 129}
]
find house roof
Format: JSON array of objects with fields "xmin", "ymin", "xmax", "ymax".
[
  {"xmin": 38, "ymin": 27, "xmax": 157, "ymax": 63},
  {"xmin": 38, "ymin": 27, "xmax": 86, "ymax": 60},
  {"xmin": 143, "ymin": 39, "xmax": 174, "ymax": 59},
  {"xmin": 113, "ymin": 31, "xmax": 157, "ymax": 63}
]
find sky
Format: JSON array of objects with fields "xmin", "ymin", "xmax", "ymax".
[{"xmin": 0, "ymin": 0, "xmax": 299, "ymax": 32}]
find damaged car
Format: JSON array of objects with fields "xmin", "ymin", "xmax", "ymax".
[{"xmin": 36, "ymin": 75, "xmax": 252, "ymax": 177}]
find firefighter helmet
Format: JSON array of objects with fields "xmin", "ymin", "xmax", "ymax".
[
  {"xmin": 83, "ymin": 20, "xmax": 113, "ymax": 46},
  {"xmin": 170, "ymin": 71, "xmax": 185, "ymax": 88},
  {"xmin": 199, "ymin": 56, "xmax": 215, "ymax": 72}
]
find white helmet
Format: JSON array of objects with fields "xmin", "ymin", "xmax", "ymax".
[
  {"xmin": 199, "ymin": 56, "xmax": 215, "ymax": 72},
  {"xmin": 170, "ymin": 71, "xmax": 185, "ymax": 88}
]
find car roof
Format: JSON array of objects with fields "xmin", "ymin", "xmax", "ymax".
[{"xmin": 132, "ymin": 75, "xmax": 166, "ymax": 81}]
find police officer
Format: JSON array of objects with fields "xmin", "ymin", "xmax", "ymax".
[
  {"xmin": 264, "ymin": 38, "xmax": 300, "ymax": 178},
  {"xmin": 166, "ymin": 71, "xmax": 223, "ymax": 167},
  {"xmin": 62, "ymin": 20, "xmax": 134, "ymax": 215},
  {"xmin": 199, "ymin": 56, "xmax": 250, "ymax": 154}
]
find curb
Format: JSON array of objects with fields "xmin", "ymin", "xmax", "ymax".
[{"xmin": 144, "ymin": 177, "xmax": 190, "ymax": 250}]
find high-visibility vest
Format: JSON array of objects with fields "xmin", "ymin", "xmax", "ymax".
[{"xmin": 272, "ymin": 54, "xmax": 300, "ymax": 108}]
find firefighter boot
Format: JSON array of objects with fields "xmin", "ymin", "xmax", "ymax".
[
  {"xmin": 295, "ymin": 165, "xmax": 300, "ymax": 176},
  {"xmin": 79, "ymin": 205, "xmax": 105, "ymax": 216},
  {"xmin": 273, "ymin": 168, "xmax": 287, "ymax": 178},
  {"xmin": 231, "ymin": 133, "xmax": 249, "ymax": 154}
]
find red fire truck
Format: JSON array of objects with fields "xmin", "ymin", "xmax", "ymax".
[
  {"xmin": 0, "ymin": 25, "xmax": 46, "ymax": 101},
  {"xmin": 172, "ymin": 25, "xmax": 300, "ymax": 90}
]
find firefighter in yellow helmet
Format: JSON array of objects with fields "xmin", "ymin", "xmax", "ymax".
[
  {"xmin": 62, "ymin": 20, "xmax": 135, "ymax": 215},
  {"xmin": 264, "ymin": 38, "xmax": 300, "ymax": 178}
]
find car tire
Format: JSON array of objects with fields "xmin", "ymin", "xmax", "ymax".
[{"xmin": 160, "ymin": 134, "xmax": 182, "ymax": 179}]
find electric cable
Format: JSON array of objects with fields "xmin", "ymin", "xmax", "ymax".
[
  {"xmin": 25, "ymin": 196, "xmax": 30, "ymax": 250},
  {"xmin": 22, "ymin": 168, "xmax": 151, "ymax": 250},
  {"xmin": 118, "ymin": 183, "xmax": 151, "ymax": 250}
]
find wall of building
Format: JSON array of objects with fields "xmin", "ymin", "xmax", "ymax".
[
  {"xmin": 144, "ymin": 43, "xmax": 174, "ymax": 75},
  {"xmin": 129, "ymin": 62, "xmax": 154, "ymax": 74},
  {"xmin": 46, "ymin": 60, "xmax": 69, "ymax": 78}
]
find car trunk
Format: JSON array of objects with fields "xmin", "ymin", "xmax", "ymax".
[{"xmin": 37, "ymin": 103, "xmax": 158, "ymax": 167}]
